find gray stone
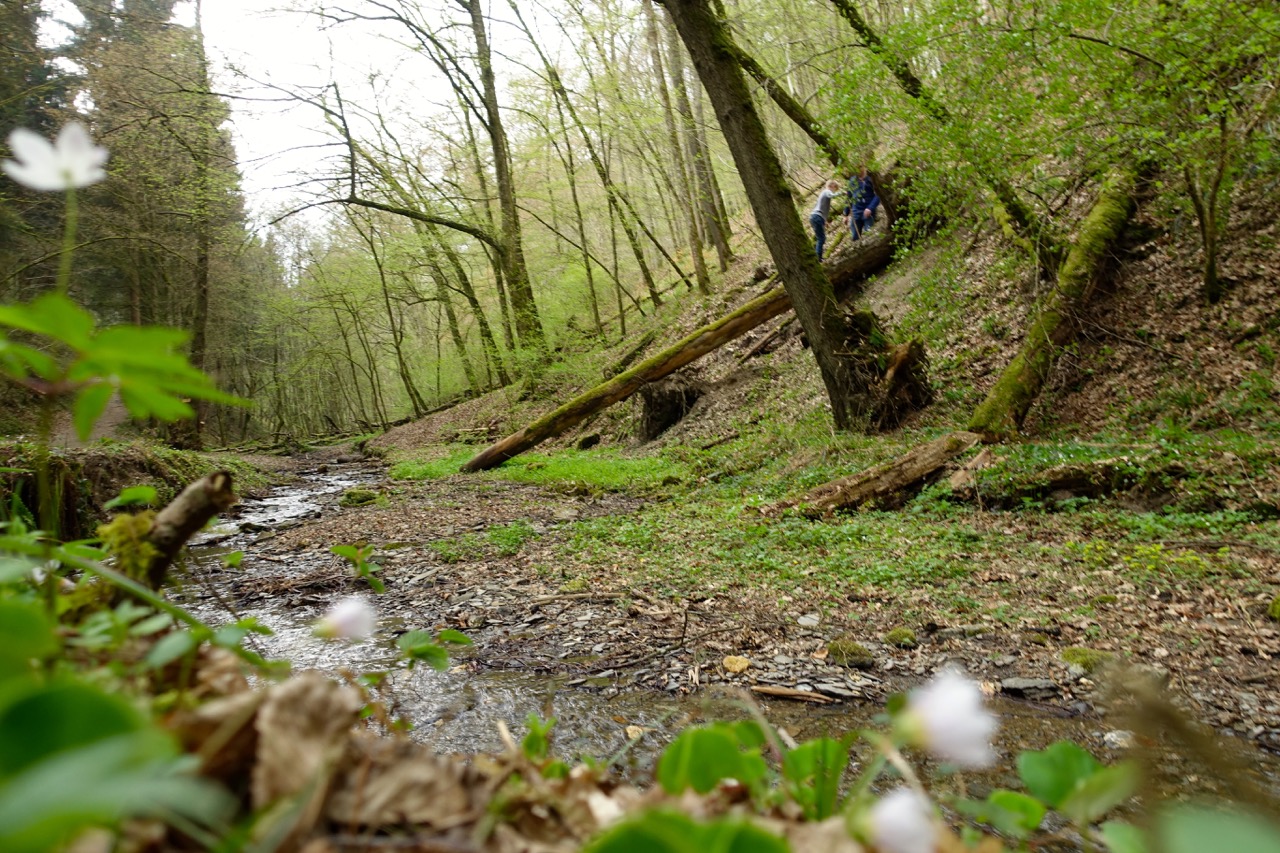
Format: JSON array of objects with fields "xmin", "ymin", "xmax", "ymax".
[
  {"xmin": 1001, "ymin": 677, "xmax": 1059, "ymax": 698},
  {"xmin": 773, "ymin": 654, "xmax": 795, "ymax": 665},
  {"xmin": 798, "ymin": 613, "xmax": 820, "ymax": 628},
  {"xmin": 1104, "ymin": 730, "xmax": 1136, "ymax": 750}
]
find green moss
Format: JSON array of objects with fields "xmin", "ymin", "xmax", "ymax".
[
  {"xmin": 339, "ymin": 488, "xmax": 379, "ymax": 508},
  {"xmin": 1061, "ymin": 646, "xmax": 1115, "ymax": 673},
  {"xmin": 1025, "ymin": 632, "xmax": 1050, "ymax": 646},
  {"xmin": 1268, "ymin": 594, "xmax": 1280, "ymax": 622},
  {"xmin": 827, "ymin": 637, "xmax": 875, "ymax": 669},
  {"xmin": 559, "ymin": 577, "xmax": 590, "ymax": 594},
  {"xmin": 883, "ymin": 626, "xmax": 918, "ymax": 648},
  {"xmin": 1092, "ymin": 594, "xmax": 1119, "ymax": 606}
]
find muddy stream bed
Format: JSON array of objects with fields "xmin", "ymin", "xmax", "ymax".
[{"xmin": 182, "ymin": 461, "xmax": 1280, "ymax": 801}]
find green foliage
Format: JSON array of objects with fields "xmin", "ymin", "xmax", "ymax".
[
  {"xmin": 1157, "ymin": 806, "xmax": 1280, "ymax": 853},
  {"xmin": 781, "ymin": 737, "xmax": 850, "ymax": 820},
  {"xmin": 584, "ymin": 810, "xmax": 789, "ymax": 853},
  {"xmin": 954, "ymin": 789, "xmax": 1046, "ymax": 840},
  {"xmin": 0, "ymin": 293, "xmax": 242, "ymax": 438},
  {"xmin": 396, "ymin": 627, "xmax": 470, "ymax": 671},
  {"xmin": 394, "ymin": 445, "xmax": 691, "ymax": 494},
  {"xmin": 1060, "ymin": 647, "xmax": 1116, "ymax": 673},
  {"xmin": 1018, "ymin": 740, "xmax": 1140, "ymax": 827},
  {"xmin": 331, "ymin": 544, "xmax": 384, "ymax": 593},
  {"xmin": 487, "ymin": 520, "xmax": 538, "ymax": 556},
  {"xmin": 656, "ymin": 724, "xmax": 767, "ymax": 796}
]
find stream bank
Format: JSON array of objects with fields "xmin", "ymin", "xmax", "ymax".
[{"xmin": 182, "ymin": 451, "xmax": 1280, "ymax": 801}]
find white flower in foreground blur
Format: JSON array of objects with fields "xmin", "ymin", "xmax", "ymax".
[
  {"xmin": 2, "ymin": 122, "xmax": 109, "ymax": 191},
  {"xmin": 315, "ymin": 596, "xmax": 376, "ymax": 641},
  {"xmin": 899, "ymin": 669, "xmax": 997, "ymax": 768},
  {"xmin": 868, "ymin": 788, "xmax": 938, "ymax": 853}
]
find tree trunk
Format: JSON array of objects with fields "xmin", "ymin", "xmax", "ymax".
[
  {"xmin": 968, "ymin": 171, "xmax": 1137, "ymax": 440},
  {"xmin": 645, "ymin": 0, "xmax": 711, "ymax": 295},
  {"xmin": 462, "ymin": 0, "xmax": 542, "ymax": 347},
  {"xmin": 461, "ymin": 235, "xmax": 893, "ymax": 472},
  {"xmin": 772, "ymin": 432, "xmax": 981, "ymax": 516},
  {"xmin": 657, "ymin": 0, "xmax": 877, "ymax": 431},
  {"xmin": 664, "ymin": 13, "xmax": 734, "ymax": 271}
]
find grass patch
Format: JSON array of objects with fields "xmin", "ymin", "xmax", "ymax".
[{"xmin": 392, "ymin": 445, "xmax": 692, "ymax": 494}]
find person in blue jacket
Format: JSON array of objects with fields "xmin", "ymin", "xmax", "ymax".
[{"xmin": 845, "ymin": 166, "xmax": 880, "ymax": 239}]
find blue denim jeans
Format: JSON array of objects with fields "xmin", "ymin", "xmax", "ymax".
[{"xmin": 810, "ymin": 212, "xmax": 827, "ymax": 260}]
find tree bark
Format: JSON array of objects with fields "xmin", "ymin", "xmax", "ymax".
[
  {"xmin": 968, "ymin": 170, "xmax": 1137, "ymax": 440},
  {"xmin": 461, "ymin": 235, "xmax": 893, "ymax": 472},
  {"xmin": 773, "ymin": 431, "xmax": 981, "ymax": 516},
  {"xmin": 461, "ymin": 0, "xmax": 543, "ymax": 347},
  {"xmin": 146, "ymin": 471, "xmax": 237, "ymax": 589},
  {"xmin": 657, "ymin": 0, "xmax": 877, "ymax": 431}
]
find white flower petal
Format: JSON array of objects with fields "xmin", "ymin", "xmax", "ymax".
[
  {"xmin": 869, "ymin": 788, "xmax": 937, "ymax": 853},
  {"xmin": 904, "ymin": 670, "xmax": 998, "ymax": 768},
  {"xmin": 316, "ymin": 596, "xmax": 376, "ymax": 640},
  {"xmin": 3, "ymin": 123, "xmax": 109, "ymax": 191}
]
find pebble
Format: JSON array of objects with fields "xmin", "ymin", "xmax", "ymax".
[
  {"xmin": 773, "ymin": 654, "xmax": 795, "ymax": 665},
  {"xmin": 798, "ymin": 614, "xmax": 820, "ymax": 628},
  {"xmin": 1103, "ymin": 730, "xmax": 1136, "ymax": 750}
]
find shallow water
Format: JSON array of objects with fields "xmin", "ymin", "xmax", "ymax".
[{"xmin": 184, "ymin": 466, "xmax": 1280, "ymax": 798}]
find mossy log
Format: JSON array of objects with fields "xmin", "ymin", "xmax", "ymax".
[
  {"xmin": 146, "ymin": 471, "xmax": 237, "ymax": 589},
  {"xmin": 773, "ymin": 431, "xmax": 981, "ymax": 516},
  {"xmin": 968, "ymin": 171, "xmax": 1137, "ymax": 440},
  {"xmin": 462, "ymin": 235, "xmax": 895, "ymax": 472}
]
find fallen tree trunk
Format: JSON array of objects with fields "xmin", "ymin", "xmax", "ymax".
[
  {"xmin": 968, "ymin": 171, "xmax": 1137, "ymax": 440},
  {"xmin": 462, "ymin": 235, "xmax": 895, "ymax": 472},
  {"xmin": 770, "ymin": 431, "xmax": 981, "ymax": 516}
]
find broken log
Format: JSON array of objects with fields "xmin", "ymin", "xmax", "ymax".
[
  {"xmin": 772, "ymin": 431, "xmax": 981, "ymax": 516},
  {"xmin": 462, "ymin": 235, "xmax": 895, "ymax": 472},
  {"xmin": 146, "ymin": 471, "xmax": 237, "ymax": 589},
  {"xmin": 968, "ymin": 171, "xmax": 1137, "ymax": 440}
]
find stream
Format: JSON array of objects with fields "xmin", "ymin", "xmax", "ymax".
[{"xmin": 183, "ymin": 461, "xmax": 1280, "ymax": 798}]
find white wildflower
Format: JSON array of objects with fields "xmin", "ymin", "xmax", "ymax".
[
  {"xmin": 899, "ymin": 669, "xmax": 998, "ymax": 768},
  {"xmin": 315, "ymin": 596, "xmax": 376, "ymax": 640},
  {"xmin": 3, "ymin": 122, "xmax": 109, "ymax": 191},
  {"xmin": 868, "ymin": 788, "xmax": 938, "ymax": 853}
]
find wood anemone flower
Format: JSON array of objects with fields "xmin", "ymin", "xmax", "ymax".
[{"xmin": 2, "ymin": 122, "xmax": 109, "ymax": 191}]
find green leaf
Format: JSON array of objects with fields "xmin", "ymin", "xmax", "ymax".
[
  {"xmin": 0, "ymin": 600, "xmax": 58, "ymax": 678},
  {"xmin": 0, "ymin": 731, "xmax": 233, "ymax": 853},
  {"xmin": 104, "ymin": 486, "xmax": 158, "ymax": 511},
  {"xmin": 119, "ymin": 382, "xmax": 193, "ymax": 422},
  {"xmin": 584, "ymin": 811, "xmax": 789, "ymax": 853},
  {"xmin": 1100, "ymin": 820, "xmax": 1149, "ymax": 853},
  {"xmin": 956, "ymin": 790, "xmax": 1047, "ymax": 839},
  {"xmin": 71, "ymin": 383, "xmax": 114, "ymax": 442},
  {"xmin": 0, "ymin": 556, "xmax": 38, "ymax": 584},
  {"xmin": 330, "ymin": 545, "xmax": 360, "ymax": 561},
  {"xmin": 396, "ymin": 630, "xmax": 449, "ymax": 670},
  {"xmin": 436, "ymin": 629, "xmax": 472, "ymax": 645},
  {"xmin": 657, "ymin": 727, "xmax": 745, "ymax": 795},
  {"xmin": 144, "ymin": 631, "xmax": 198, "ymax": 669},
  {"xmin": 1158, "ymin": 806, "xmax": 1280, "ymax": 853},
  {"xmin": 782, "ymin": 738, "xmax": 849, "ymax": 819},
  {"xmin": 0, "ymin": 294, "xmax": 95, "ymax": 351},
  {"xmin": 1060, "ymin": 761, "xmax": 1140, "ymax": 825},
  {"xmin": 0, "ymin": 682, "xmax": 144, "ymax": 781},
  {"xmin": 1017, "ymin": 740, "xmax": 1102, "ymax": 807},
  {"xmin": 128, "ymin": 613, "xmax": 172, "ymax": 637}
]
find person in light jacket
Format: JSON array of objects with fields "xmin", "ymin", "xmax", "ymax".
[{"xmin": 809, "ymin": 179, "xmax": 841, "ymax": 261}]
